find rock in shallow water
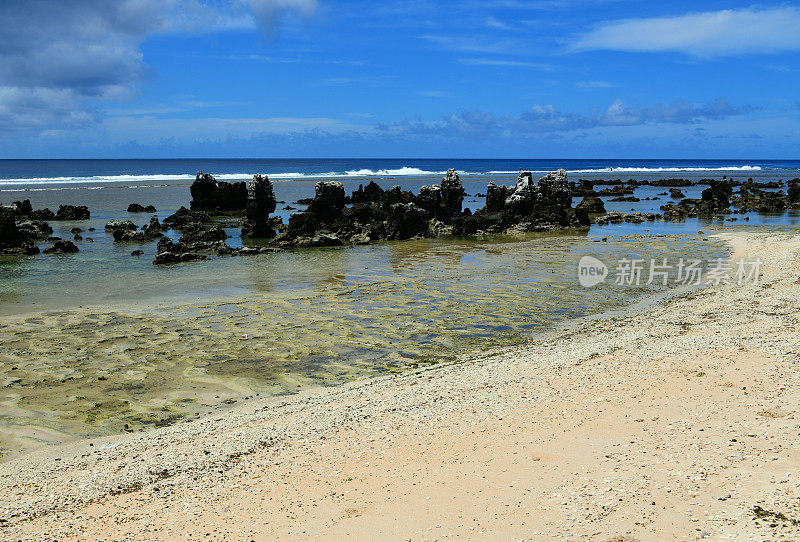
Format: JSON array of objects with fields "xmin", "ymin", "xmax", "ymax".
[
  {"xmin": 576, "ymin": 196, "xmax": 606, "ymax": 214},
  {"xmin": 190, "ymin": 171, "xmax": 247, "ymax": 211},
  {"xmin": 242, "ymin": 174, "xmax": 278, "ymax": 238},
  {"xmin": 54, "ymin": 205, "xmax": 90, "ymax": 220},
  {"xmin": 127, "ymin": 203, "xmax": 157, "ymax": 213},
  {"xmin": 43, "ymin": 240, "xmax": 79, "ymax": 254}
]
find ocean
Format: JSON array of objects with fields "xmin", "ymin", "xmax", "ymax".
[
  {"xmin": 1, "ymin": 158, "xmax": 799, "ymax": 316},
  {"xmin": 1, "ymin": 158, "xmax": 798, "ymax": 188}
]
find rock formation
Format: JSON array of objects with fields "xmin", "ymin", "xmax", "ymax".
[
  {"xmin": 576, "ymin": 196, "xmax": 606, "ymax": 214},
  {"xmin": 241, "ymin": 174, "xmax": 278, "ymax": 238},
  {"xmin": 272, "ymin": 168, "xmax": 584, "ymax": 247},
  {"xmin": 189, "ymin": 171, "xmax": 248, "ymax": 211},
  {"xmin": 127, "ymin": 203, "xmax": 157, "ymax": 213},
  {"xmin": 0, "ymin": 206, "xmax": 41, "ymax": 255},
  {"xmin": 42, "ymin": 240, "xmax": 79, "ymax": 254},
  {"xmin": 54, "ymin": 205, "xmax": 90, "ymax": 220}
]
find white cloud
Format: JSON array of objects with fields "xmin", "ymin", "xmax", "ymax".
[
  {"xmin": 459, "ymin": 58, "xmax": 555, "ymax": 70},
  {"xmin": 379, "ymin": 98, "xmax": 750, "ymax": 138},
  {"xmin": 0, "ymin": 0, "xmax": 318, "ymax": 132},
  {"xmin": 572, "ymin": 7, "xmax": 800, "ymax": 57}
]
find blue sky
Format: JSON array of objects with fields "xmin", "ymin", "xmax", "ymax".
[{"xmin": 1, "ymin": 0, "xmax": 799, "ymax": 158}]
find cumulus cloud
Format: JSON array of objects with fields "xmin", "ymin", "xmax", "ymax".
[
  {"xmin": 572, "ymin": 7, "xmax": 800, "ymax": 57},
  {"xmin": 0, "ymin": 0, "xmax": 317, "ymax": 131},
  {"xmin": 378, "ymin": 98, "xmax": 750, "ymax": 138}
]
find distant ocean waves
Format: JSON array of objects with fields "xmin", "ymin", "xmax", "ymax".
[{"xmin": 0, "ymin": 164, "xmax": 772, "ymax": 188}]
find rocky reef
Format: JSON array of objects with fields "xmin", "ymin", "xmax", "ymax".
[
  {"xmin": 453, "ymin": 169, "xmax": 588, "ymax": 236},
  {"xmin": 731, "ymin": 181, "xmax": 789, "ymax": 213},
  {"xmin": 269, "ymin": 169, "xmax": 586, "ymax": 248},
  {"xmin": 106, "ymin": 218, "xmax": 165, "ymax": 242},
  {"xmin": 661, "ymin": 181, "xmax": 733, "ymax": 220}
]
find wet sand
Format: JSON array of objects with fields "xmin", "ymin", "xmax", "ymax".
[
  {"xmin": 1, "ymin": 227, "xmax": 799, "ymax": 540},
  {"xmin": 0, "ymin": 234, "xmax": 724, "ymax": 460}
]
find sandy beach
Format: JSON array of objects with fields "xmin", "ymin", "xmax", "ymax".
[{"xmin": 1, "ymin": 227, "xmax": 799, "ymax": 541}]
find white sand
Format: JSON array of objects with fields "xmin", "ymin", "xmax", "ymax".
[{"xmin": 1, "ymin": 228, "xmax": 799, "ymax": 541}]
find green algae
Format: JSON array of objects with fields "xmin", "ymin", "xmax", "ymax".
[{"xmin": 0, "ymin": 233, "xmax": 728, "ymax": 459}]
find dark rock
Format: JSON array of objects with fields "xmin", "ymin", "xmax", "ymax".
[
  {"xmin": 273, "ymin": 168, "xmax": 586, "ymax": 248},
  {"xmin": 610, "ymin": 196, "xmax": 640, "ymax": 202},
  {"xmin": 54, "ymin": 205, "xmax": 90, "ymax": 220},
  {"xmin": 0, "ymin": 207, "xmax": 40, "ymax": 254},
  {"xmin": 153, "ymin": 252, "xmax": 180, "ymax": 264},
  {"xmin": 163, "ymin": 206, "xmax": 210, "ymax": 230},
  {"xmin": 596, "ymin": 211, "xmax": 655, "ymax": 225},
  {"xmin": 131, "ymin": 249, "xmax": 144, "ymax": 256},
  {"xmin": 309, "ymin": 232, "xmax": 343, "ymax": 247},
  {"xmin": 415, "ymin": 185, "xmax": 442, "ymax": 214},
  {"xmin": 485, "ymin": 181, "xmax": 512, "ymax": 212},
  {"xmin": 241, "ymin": 174, "xmax": 278, "ymax": 238},
  {"xmin": 702, "ymin": 181, "xmax": 733, "ymax": 208},
  {"xmin": 108, "ymin": 218, "xmax": 164, "ymax": 242},
  {"xmin": 189, "ymin": 171, "xmax": 247, "ymax": 211},
  {"xmin": 351, "ymin": 181, "xmax": 385, "ymax": 204},
  {"xmin": 381, "ymin": 186, "xmax": 415, "ymax": 210},
  {"xmin": 11, "ymin": 200, "xmax": 33, "ymax": 215},
  {"xmin": 29, "ymin": 208, "xmax": 55, "ymax": 220},
  {"xmin": 43, "ymin": 240, "xmax": 79, "ymax": 254},
  {"xmin": 105, "ymin": 219, "xmax": 137, "ymax": 232},
  {"xmin": 153, "ymin": 250, "xmax": 209, "ymax": 265},
  {"xmin": 789, "ymin": 179, "xmax": 800, "ymax": 205},
  {"xmin": 669, "ymin": 188, "xmax": 685, "ymax": 199},
  {"xmin": 17, "ymin": 220, "xmax": 53, "ymax": 240},
  {"xmin": 661, "ymin": 182, "xmax": 733, "ymax": 219},
  {"xmin": 0, "ymin": 206, "xmax": 21, "ymax": 245},
  {"xmin": 576, "ymin": 196, "xmax": 606, "ymax": 213},
  {"xmin": 440, "ymin": 168, "xmax": 465, "ymax": 215},
  {"xmin": 538, "ymin": 169, "xmax": 572, "ymax": 208},
  {"xmin": 651, "ymin": 179, "xmax": 695, "ymax": 187},
  {"xmin": 387, "ymin": 202, "xmax": 429, "ymax": 239},
  {"xmin": 179, "ymin": 226, "xmax": 227, "ymax": 244},
  {"xmin": 308, "ymin": 181, "xmax": 345, "ymax": 221},
  {"xmin": 127, "ymin": 203, "xmax": 158, "ymax": 213},
  {"xmin": 731, "ymin": 181, "xmax": 786, "ymax": 212},
  {"xmin": 571, "ymin": 180, "xmax": 598, "ymax": 197}
]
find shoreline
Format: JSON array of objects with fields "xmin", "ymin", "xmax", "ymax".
[
  {"xmin": 0, "ymin": 232, "xmax": 726, "ymax": 462},
  {"xmin": 2, "ymin": 226, "xmax": 799, "ymax": 539}
]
